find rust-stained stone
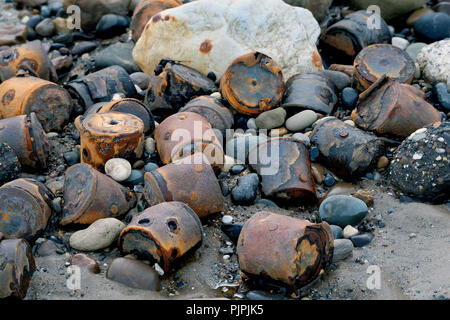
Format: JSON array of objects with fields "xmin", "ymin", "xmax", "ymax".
[{"xmin": 71, "ymin": 253, "xmax": 100, "ymax": 274}]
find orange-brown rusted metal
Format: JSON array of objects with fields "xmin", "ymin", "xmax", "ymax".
[
  {"xmin": 248, "ymin": 138, "xmax": 317, "ymax": 202},
  {"xmin": 310, "ymin": 117, "xmax": 385, "ymax": 179},
  {"xmin": 155, "ymin": 111, "xmax": 224, "ymax": 170},
  {"xmin": 0, "ymin": 76, "xmax": 72, "ymax": 132},
  {"xmin": 131, "ymin": 0, "xmax": 182, "ymax": 42},
  {"xmin": 328, "ymin": 64, "xmax": 354, "ymax": 77},
  {"xmin": 320, "ymin": 11, "xmax": 392, "ymax": 64},
  {"xmin": 119, "ymin": 201, "xmax": 203, "ymax": 273},
  {"xmin": 282, "ymin": 73, "xmax": 338, "ymax": 114},
  {"xmin": 236, "ymin": 211, "xmax": 334, "ymax": 288},
  {"xmin": 0, "ymin": 178, "xmax": 53, "ymax": 242},
  {"xmin": 352, "ymin": 75, "xmax": 442, "ymax": 138},
  {"xmin": 0, "ymin": 41, "xmax": 57, "ymax": 83},
  {"xmin": 0, "ymin": 113, "xmax": 49, "ymax": 168},
  {"xmin": 61, "ymin": 163, "xmax": 137, "ymax": 225},
  {"xmin": 145, "ymin": 60, "xmax": 217, "ymax": 115},
  {"xmin": 66, "ymin": 65, "xmax": 138, "ymax": 112},
  {"xmin": 84, "ymin": 98, "xmax": 155, "ymax": 133},
  {"xmin": 0, "ymin": 238, "xmax": 35, "ymax": 299},
  {"xmin": 75, "ymin": 112, "xmax": 145, "ymax": 170},
  {"xmin": 179, "ymin": 95, "xmax": 234, "ymax": 138},
  {"xmin": 220, "ymin": 52, "xmax": 285, "ymax": 116},
  {"xmin": 354, "ymin": 44, "xmax": 416, "ymax": 90},
  {"xmin": 143, "ymin": 154, "xmax": 224, "ymax": 218}
]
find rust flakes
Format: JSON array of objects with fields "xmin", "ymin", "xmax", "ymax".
[
  {"xmin": 312, "ymin": 52, "xmax": 323, "ymax": 69},
  {"xmin": 199, "ymin": 40, "xmax": 213, "ymax": 54}
]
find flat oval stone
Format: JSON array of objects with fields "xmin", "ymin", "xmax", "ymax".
[
  {"xmin": 255, "ymin": 107, "xmax": 286, "ymax": 129},
  {"xmin": 105, "ymin": 158, "xmax": 131, "ymax": 182},
  {"xmin": 332, "ymin": 239, "xmax": 353, "ymax": 263},
  {"xmin": 285, "ymin": 110, "xmax": 318, "ymax": 132},
  {"xmin": 319, "ymin": 195, "xmax": 368, "ymax": 227},
  {"xmin": 414, "ymin": 12, "xmax": 450, "ymax": 41}
]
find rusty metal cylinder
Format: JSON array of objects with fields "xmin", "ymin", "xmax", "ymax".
[
  {"xmin": 84, "ymin": 98, "xmax": 155, "ymax": 133},
  {"xmin": 179, "ymin": 95, "xmax": 234, "ymax": 138},
  {"xmin": 119, "ymin": 201, "xmax": 203, "ymax": 273},
  {"xmin": 66, "ymin": 65, "xmax": 138, "ymax": 112},
  {"xmin": 220, "ymin": 52, "xmax": 285, "ymax": 116},
  {"xmin": 145, "ymin": 60, "xmax": 217, "ymax": 114},
  {"xmin": 143, "ymin": 154, "xmax": 224, "ymax": 218},
  {"xmin": 352, "ymin": 75, "xmax": 442, "ymax": 138},
  {"xmin": 61, "ymin": 163, "xmax": 137, "ymax": 225},
  {"xmin": 0, "ymin": 41, "xmax": 56, "ymax": 83},
  {"xmin": 155, "ymin": 111, "xmax": 224, "ymax": 170},
  {"xmin": 354, "ymin": 44, "xmax": 415, "ymax": 90},
  {"xmin": 310, "ymin": 117, "xmax": 385, "ymax": 179},
  {"xmin": 131, "ymin": 0, "xmax": 182, "ymax": 42},
  {"xmin": 282, "ymin": 73, "xmax": 338, "ymax": 114},
  {"xmin": 248, "ymin": 138, "xmax": 317, "ymax": 202},
  {"xmin": 0, "ymin": 76, "xmax": 73, "ymax": 132},
  {"xmin": 0, "ymin": 238, "xmax": 35, "ymax": 299},
  {"xmin": 0, "ymin": 178, "xmax": 54, "ymax": 242},
  {"xmin": 237, "ymin": 211, "xmax": 334, "ymax": 288},
  {"xmin": 0, "ymin": 113, "xmax": 49, "ymax": 168},
  {"xmin": 320, "ymin": 10, "xmax": 392, "ymax": 64},
  {"xmin": 75, "ymin": 112, "xmax": 145, "ymax": 170}
]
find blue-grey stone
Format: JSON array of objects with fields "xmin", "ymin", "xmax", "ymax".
[
  {"xmin": 71, "ymin": 41, "xmax": 96, "ymax": 55},
  {"xmin": 319, "ymin": 195, "xmax": 368, "ymax": 227},
  {"xmin": 144, "ymin": 162, "xmax": 159, "ymax": 172},
  {"xmin": 323, "ymin": 173, "xmax": 336, "ymax": 187},
  {"xmin": 414, "ymin": 13, "xmax": 450, "ymax": 41},
  {"xmin": 435, "ymin": 83, "xmax": 450, "ymax": 111},
  {"xmin": 341, "ymin": 87, "xmax": 358, "ymax": 108},
  {"xmin": 255, "ymin": 199, "xmax": 278, "ymax": 208},
  {"xmin": 226, "ymin": 135, "xmax": 267, "ymax": 163},
  {"xmin": 124, "ymin": 169, "xmax": 144, "ymax": 185},
  {"xmin": 330, "ymin": 225, "xmax": 343, "ymax": 239},
  {"xmin": 231, "ymin": 173, "xmax": 259, "ymax": 205},
  {"xmin": 63, "ymin": 151, "xmax": 80, "ymax": 166},
  {"xmin": 230, "ymin": 164, "xmax": 245, "ymax": 175},
  {"xmin": 350, "ymin": 233, "xmax": 373, "ymax": 247},
  {"xmin": 96, "ymin": 14, "xmax": 129, "ymax": 38},
  {"xmin": 94, "ymin": 42, "xmax": 141, "ymax": 74}
]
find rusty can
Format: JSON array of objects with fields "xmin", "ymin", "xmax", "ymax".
[
  {"xmin": 0, "ymin": 76, "xmax": 73, "ymax": 132},
  {"xmin": 155, "ymin": 111, "xmax": 224, "ymax": 170},
  {"xmin": 143, "ymin": 154, "xmax": 224, "ymax": 218},
  {"xmin": 0, "ymin": 40, "xmax": 57, "ymax": 83},
  {"xmin": 320, "ymin": 10, "xmax": 392, "ymax": 64},
  {"xmin": 248, "ymin": 138, "xmax": 317, "ymax": 202},
  {"xmin": 220, "ymin": 52, "xmax": 285, "ymax": 116},
  {"xmin": 352, "ymin": 75, "xmax": 442, "ymax": 138},
  {"xmin": 354, "ymin": 44, "xmax": 416, "ymax": 90},
  {"xmin": 0, "ymin": 238, "xmax": 35, "ymax": 299},
  {"xmin": 236, "ymin": 211, "xmax": 334, "ymax": 288},
  {"xmin": 179, "ymin": 95, "xmax": 234, "ymax": 138},
  {"xmin": 145, "ymin": 60, "xmax": 217, "ymax": 115},
  {"xmin": 66, "ymin": 65, "xmax": 138, "ymax": 112},
  {"xmin": 310, "ymin": 117, "xmax": 385, "ymax": 179},
  {"xmin": 119, "ymin": 201, "xmax": 203, "ymax": 273},
  {"xmin": 0, "ymin": 142, "xmax": 21, "ymax": 185},
  {"xmin": 75, "ymin": 112, "xmax": 145, "ymax": 170},
  {"xmin": 0, "ymin": 113, "xmax": 49, "ymax": 168},
  {"xmin": 282, "ymin": 73, "xmax": 338, "ymax": 114},
  {"xmin": 131, "ymin": 0, "xmax": 182, "ymax": 42},
  {"xmin": 0, "ymin": 178, "xmax": 54, "ymax": 242},
  {"xmin": 61, "ymin": 163, "xmax": 137, "ymax": 225},
  {"xmin": 84, "ymin": 98, "xmax": 155, "ymax": 134}
]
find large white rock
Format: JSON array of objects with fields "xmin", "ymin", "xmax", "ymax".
[
  {"xmin": 133, "ymin": 0, "xmax": 323, "ymax": 80},
  {"xmin": 416, "ymin": 39, "xmax": 450, "ymax": 87}
]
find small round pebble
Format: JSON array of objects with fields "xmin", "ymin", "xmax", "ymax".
[
  {"xmin": 222, "ymin": 215, "xmax": 233, "ymax": 225},
  {"xmin": 144, "ymin": 162, "xmax": 159, "ymax": 172},
  {"xmin": 104, "ymin": 158, "xmax": 132, "ymax": 182},
  {"xmin": 144, "ymin": 137, "xmax": 156, "ymax": 155},
  {"xmin": 341, "ymin": 87, "xmax": 358, "ymax": 108}
]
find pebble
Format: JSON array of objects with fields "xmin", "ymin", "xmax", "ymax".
[
  {"xmin": 285, "ymin": 110, "xmax": 318, "ymax": 132},
  {"xmin": 72, "ymin": 41, "xmax": 97, "ymax": 55},
  {"xmin": 320, "ymin": 70, "xmax": 350, "ymax": 91},
  {"xmin": 291, "ymin": 133, "xmax": 310, "ymax": 146},
  {"xmin": 132, "ymin": 160, "xmax": 145, "ymax": 170},
  {"xmin": 391, "ymin": 37, "xmax": 409, "ymax": 50},
  {"xmin": 435, "ymin": 83, "xmax": 450, "ymax": 111},
  {"xmin": 94, "ymin": 42, "xmax": 140, "ymax": 74},
  {"xmin": 63, "ymin": 151, "xmax": 80, "ymax": 166},
  {"xmin": 226, "ymin": 135, "xmax": 267, "ymax": 163},
  {"xmin": 246, "ymin": 118, "xmax": 257, "ymax": 130},
  {"xmin": 330, "ymin": 225, "xmax": 343, "ymax": 239},
  {"xmin": 96, "ymin": 14, "xmax": 129, "ymax": 38},
  {"xmin": 123, "ymin": 169, "xmax": 144, "ymax": 185},
  {"xmin": 332, "ymin": 239, "xmax": 353, "ymax": 263},
  {"xmin": 344, "ymin": 119, "xmax": 355, "ymax": 127},
  {"xmin": 414, "ymin": 12, "xmax": 450, "ymax": 41},
  {"xmin": 377, "ymin": 156, "xmax": 389, "ymax": 169},
  {"xmin": 405, "ymin": 42, "xmax": 427, "ymax": 60},
  {"xmin": 27, "ymin": 15, "xmax": 42, "ymax": 29},
  {"xmin": 36, "ymin": 240, "xmax": 58, "ymax": 257},
  {"xmin": 221, "ymin": 224, "xmax": 243, "ymax": 244},
  {"xmin": 144, "ymin": 137, "xmax": 156, "ymax": 155},
  {"xmin": 144, "ymin": 162, "xmax": 159, "ymax": 172},
  {"xmin": 104, "ymin": 158, "xmax": 132, "ymax": 182},
  {"xmin": 69, "ymin": 218, "xmax": 126, "ymax": 251},
  {"xmin": 341, "ymin": 87, "xmax": 358, "ymax": 108},
  {"xmin": 231, "ymin": 173, "xmax": 259, "ymax": 205},
  {"xmin": 309, "ymin": 146, "xmax": 319, "ymax": 162},
  {"xmin": 407, "ymin": 7, "xmax": 434, "ymax": 26},
  {"xmin": 343, "ymin": 225, "xmax": 359, "ymax": 239},
  {"xmin": 130, "ymin": 72, "xmax": 151, "ymax": 90},
  {"xmin": 319, "ymin": 195, "xmax": 368, "ymax": 227},
  {"xmin": 255, "ymin": 199, "xmax": 278, "ymax": 208},
  {"xmin": 51, "ymin": 197, "xmax": 62, "ymax": 214},
  {"xmin": 323, "ymin": 173, "xmax": 336, "ymax": 187},
  {"xmin": 351, "ymin": 234, "xmax": 373, "ymax": 247},
  {"xmin": 210, "ymin": 92, "xmax": 221, "ymax": 99},
  {"xmin": 35, "ymin": 18, "xmax": 54, "ymax": 37},
  {"xmin": 71, "ymin": 253, "xmax": 100, "ymax": 274},
  {"xmin": 255, "ymin": 108, "xmax": 286, "ymax": 130},
  {"xmin": 230, "ymin": 164, "xmax": 245, "ymax": 175},
  {"xmin": 106, "ymin": 258, "xmax": 161, "ymax": 291},
  {"xmin": 221, "ymin": 155, "xmax": 237, "ymax": 173},
  {"xmin": 269, "ymin": 127, "xmax": 288, "ymax": 137},
  {"xmin": 222, "ymin": 215, "xmax": 233, "ymax": 225},
  {"xmin": 311, "ymin": 163, "xmax": 324, "ymax": 184}
]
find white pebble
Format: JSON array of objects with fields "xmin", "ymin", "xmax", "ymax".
[
  {"xmin": 104, "ymin": 158, "xmax": 132, "ymax": 182},
  {"xmin": 144, "ymin": 137, "xmax": 156, "ymax": 155},
  {"xmin": 222, "ymin": 215, "xmax": 233, "ymax": 225},
  {"xmin": 412, "ymin": 153, "xmax": 423, "ymax": 160},
  {"xmin": 210, "ymin": 92, "xmax": 221, "ymax": 99},
  {"xmin": 343, "ymin": 225, "xmax": 359, "ymax": 238},
  {"xmin": 392, "ymin": 37, "xmax": 409, "ymax": 50},
  {"xmin": 153, "ymin": 263, "xmax": 165, "ymax": 276}
]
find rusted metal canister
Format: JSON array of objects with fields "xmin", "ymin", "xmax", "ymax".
[
  {"xmin": 248, "ymin": 138, "xmax": 317, "ymax": 202},
  {"xmin": 236, "ymin": 211, "xmax": 334, "ymax": 288},
  {"xmin": 354, "ymin": 44, "xmax": 416, "ymax": 90},
  {"xmin": 66, "ymin": 65, "xmax": 138, "ymax": 112},
  {"xmin": 0, "ymin": 113, "xmax": 49, "ymax": 168},
  {"xmin": 352, "ymin": 75, "xmax": 442, "ymax": 138},
  {"xmin": 320, "ymin": 10, "xmax": 392, "ymax": 64},
  {"xmin": 0, "ymin": 41, "xmax": 57, "ymax": 83},
  {"xmin": 0, "ymin": 76, "xmax": 72, "ymax": 132},
  {"xmin": 155, "ymin": 111, "xmax": 224, "ymax": 170},
  {"xmin": 61, "ymin": 163, "xmax": 137, "ymax": 225},
  {"xmin": 84, "ymin": 98, "xmax": 155, "ymax": 134},
  {"xmin": 131, "ymin": 0, "xmax": 182, "ymax": 42},
  {"xmin": 119, "ymin": 201, "xmax": 203, "ymax": 273},
  {"xmin": 179, "ymin": 95, "xmax": 234, "ymax": 138},
  {"xmin": 282, "ymin": 73, "xmax": 338, "ymax": 114},
  {"xmin": 0, "ymin": 238, "xmax": 35, "ymax": 299},
  {"xmin": 143, "ymin": 154, "xmax": 224, "ymax": 218},
  {"xmin": 0, "ymin": 142, "xmax": 21, "ymax": 185},
  {"xmin": 310, "ymin": 117, "xmax": 385, "ymax": 179},
  {"xmin": 75, "ymin": 112, "xmax": 145, "ymax": 170},
  {"xmin": 220, "ymin": 52, "xmax": 285, "ymax": 116},
  {"xmin": 0, "ymin": 178, "xmax": 54, "ymax": 242},
  {"xmin": 145, "ymin": 60, "xmax": 217, "ymax": 114}
]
